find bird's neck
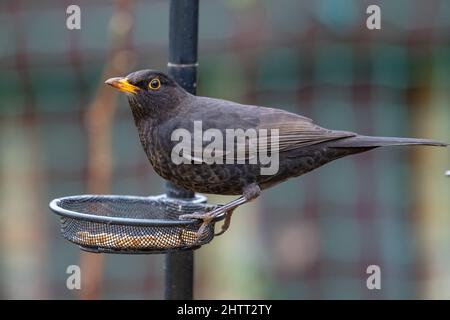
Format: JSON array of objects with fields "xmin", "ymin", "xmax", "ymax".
[{"xmin": 128, "ymin": 91, "xmax": 190, "ymax": 125}]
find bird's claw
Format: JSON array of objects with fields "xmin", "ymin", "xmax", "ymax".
[
  {"xmin": 179, "ymin": 211, "xmax": 215, "ymax": 244},
  {"xmin": 214, "ymin": 208, "xmax": 235, "ymax": 236},
  {"xmin": 214, "ymin": 228, "xmax": 227, "ymax": 236},
  {"xmin": 179, "ymin": 206, "xmax": 235, "ymax": 242}
]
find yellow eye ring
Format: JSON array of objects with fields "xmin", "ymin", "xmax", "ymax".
[{"xmin": 149, "ymin": 78, "xmax": 161, "ymax": 90}]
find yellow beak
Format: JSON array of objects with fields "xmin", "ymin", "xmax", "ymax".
[{"xmin": 105, "ymin": 77, "xmax": 140, "ymax": 94}]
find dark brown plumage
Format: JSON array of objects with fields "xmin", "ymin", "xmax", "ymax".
[{"xmin": 106, "ymin": 69, "xmax": 447, "ymax": 238}]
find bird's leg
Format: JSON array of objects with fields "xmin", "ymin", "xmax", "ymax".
[{"xmin": 180, "ymin": 183, "xmax": 261, "ymax": 240}]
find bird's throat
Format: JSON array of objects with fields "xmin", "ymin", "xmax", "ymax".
[{"xmin": 127, "ymin": 96, "xmax": 152, "ymax": 126}]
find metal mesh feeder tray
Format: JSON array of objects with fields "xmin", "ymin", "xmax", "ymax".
[{"xmin": 49, "ymin": 194, "xmax": 224, "ymax": 254}]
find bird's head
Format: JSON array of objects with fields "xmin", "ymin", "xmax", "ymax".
[{"xmin": 105, "ymin": 69, "xmax": 189, "ymax": 122}]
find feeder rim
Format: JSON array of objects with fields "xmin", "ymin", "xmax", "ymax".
[{"xmin": 49, "ymin": 194, "xmax": 223, "ymax": 227}]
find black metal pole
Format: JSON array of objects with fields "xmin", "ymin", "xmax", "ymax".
[{"xmin": 165, "ymin": 0, "xmax": 199, "ymax": 300}]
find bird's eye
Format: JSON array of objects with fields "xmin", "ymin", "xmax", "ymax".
[{"xmin": 149, "ymin": 78, "xmax": 161, "ymax": 90}]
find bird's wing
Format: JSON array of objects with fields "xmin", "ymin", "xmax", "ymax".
[
  {"xmin": 253, "ymin": 108, "xmax": 356, "ymax": 154},
  {"xmin": 176, "ymin": 99, "xmax": 355, "ymax": 163}
]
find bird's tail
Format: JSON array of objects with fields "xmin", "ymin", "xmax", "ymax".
[{"xmin": 328, "ymin": 135, "xmax": 448, "ymax": 148}]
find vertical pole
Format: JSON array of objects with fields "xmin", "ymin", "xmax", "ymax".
[{"xmin": 165, "ymin": 0, "xmax": 199, "ymax": 300}]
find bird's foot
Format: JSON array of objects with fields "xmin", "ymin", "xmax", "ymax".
[
  {"xmin": 179, "ymin": 184, "xmax": 261, "ymax": 242},
  {"xmin": 179, "ymin": 210, "xmax": 217, "ymax": 243},
  {"xmin": 180, "ymin": 205, "xmax": 232, "ymax": 242}
]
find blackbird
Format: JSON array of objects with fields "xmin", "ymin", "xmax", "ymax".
[{"xmin": 106, "ymin": 69, "xmax": 447, "ymax": 239}]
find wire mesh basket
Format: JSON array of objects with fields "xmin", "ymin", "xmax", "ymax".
[{"xmin": 49, "ymin": 194, "xmax": 224, "ymax": 254}]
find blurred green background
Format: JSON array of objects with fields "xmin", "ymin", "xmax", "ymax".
[{"xmin": 0, "ymin": 0, "xmax": 449, "ymax": 299}]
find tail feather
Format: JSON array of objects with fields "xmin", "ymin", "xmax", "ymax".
[{"xmin": 328, "ymin": 135, "xmax": 448, "ymax": 148}]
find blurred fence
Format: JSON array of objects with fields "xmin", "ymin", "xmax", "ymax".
[{"xmin": 0, "ymin": 0, "xmax": 449, "ymax": 299}]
